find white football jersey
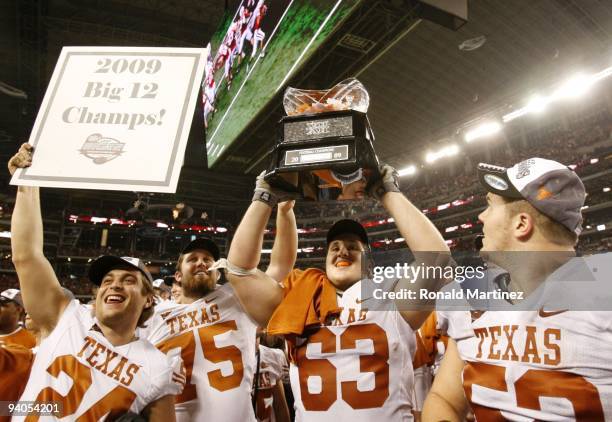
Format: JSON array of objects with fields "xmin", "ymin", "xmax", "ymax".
[
  {"xmin": 255, "ymin": 345, "xmax": 288, "ymax": 422},
  {"xmin": 17, "ymin": 300, "xmax": 183, "ymax": 421},
  {"xmin": 143, "ymin": 283, "xmax": 258, "ymax": 422},
  {"xmin": 447, "ymin": 254, "xmax": 612, "ymax": 421},
  {"xmin": 290, "ymin": 280, "xmax": 416, "ymax": 421}
]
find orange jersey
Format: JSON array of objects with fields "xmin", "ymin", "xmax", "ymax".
[
  {"xmin": 142, "ymin": 283, "xmax": 258, "ymax": 422},
  {"xmin": 0, "ymin": 342, "xmax": 34, "ymax": 420},
  {"xmin": 0, "ymin": 326, "xmax": 36, "ymax": 349},
  {"xmin": 255, "ymin": 345, "xmax": 288, "ymax": 422},
  {"xmin": 16, "ymin": 300, "xmax": 184, "ymax": 421}
]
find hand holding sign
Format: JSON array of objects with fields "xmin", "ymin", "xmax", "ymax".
[
  {"xmin": 8, "ymin": 143, "xmax": 33, "ymax": 176},
  {"xmin": 11, "ymin": 47, "xmax": 207, "ymax": 193}
]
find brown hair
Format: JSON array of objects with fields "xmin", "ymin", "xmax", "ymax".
[
  {"xmin": 136, "ymin": 273, "xmax": 155, "ymax": 328},
  {"xmin": 175, "ymin": 254, "xmax": 186, "ymax": 272},
  {"xmin": 502, "ymin": 198, "xmax": 578, "ymax": 246}
]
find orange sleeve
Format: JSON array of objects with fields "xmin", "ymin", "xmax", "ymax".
[
  {"xmin": 0, "ymin": 343, "xmax": 34, "ymax": 404},
  {"xmin": 1, "ymin": 328, "xmax": 37, "ymax": 349},
  {"xmin": 413, "ymin": 313, "xmax": 439, "ymax": 367},
  {"xmin": 280, "ymin": 268, "xmax": 305, "ymax": 295},
  {"xmin": 16, "ymin": 329, "xmax": 37, "ymax": 349}
]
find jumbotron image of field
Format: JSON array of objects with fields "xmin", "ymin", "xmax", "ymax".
[
  {"xmin": 1, "ymin": 1, "xmax": 612, "ymax": 421},
  {"xmin": 203, "ymin": 0, "xmax": 359, "ymax": 166}
]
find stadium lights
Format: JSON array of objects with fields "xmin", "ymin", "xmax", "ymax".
[
  {"xmin": 551, "ymin": 73, "xmax": 594, "ymax": 100},
  {"xmin": 525, "ymin": 95, "xmax": 549, "ymax": 113},
  {"xmin": 593, "ymin": 66, "xmax": 612, "ymax": 82},
  {"xmin": 398, "ymin": 165, "xmax": 416, "ymax": 177},
  {"xmin": 503, "ymin": 66, "xmax": 612, "ymax": 124},
  {"xmin": 464, "ymin": 121, "xmax": 502, "ymax": 143},
  {"xmin": 604, "ymin": 187, "xmax": 610, "ymax": 192},
  {"xmin": 425, "ymin": 144, "xmax": 459, "ymax": 164}
]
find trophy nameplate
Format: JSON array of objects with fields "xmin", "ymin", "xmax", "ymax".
[{"xmin": 264, "ymin": 78, "xmax": 380, "ymax": 201}]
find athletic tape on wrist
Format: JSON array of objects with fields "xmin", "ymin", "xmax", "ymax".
[
  {"xmin": 252, "ymin": 189, "xmax": 278, "ymax": 208},
  {"xmin": 209, "ymin": 258, "xmax": 258, "ymax": 276}
]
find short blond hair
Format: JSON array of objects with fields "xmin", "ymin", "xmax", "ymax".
[{"xmin": 502, "ymin": 197, "xmax": 578, "ymax": 246}]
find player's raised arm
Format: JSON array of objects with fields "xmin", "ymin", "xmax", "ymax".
[
  {"xmin": 422, "ymin": 339, "xmax": 469, "ymax": 422},
  {"xmin": 369, "ymin": 164, "xmax": 451, "ymax": 329},
  {"xmin": 266, "ymin": 200, "xmax": 297, "ymax": 283},
  {"xmin": 9, "ymin": 143, "xmax": 70, "ymax": 335},
  {"xmin": 225, "ymin": 171, "xmax": 297, "ymax": 326}
]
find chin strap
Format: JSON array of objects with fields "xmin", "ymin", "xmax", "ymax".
[{"xmin": 209, "ymin": 258, "xmax": 258, "ymax": 276}]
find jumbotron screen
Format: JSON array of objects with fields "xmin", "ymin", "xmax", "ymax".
[{"xmin": 202, "ymin": 0, "xmax": 360, "ymax": 167}]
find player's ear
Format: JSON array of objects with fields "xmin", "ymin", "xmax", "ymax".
[
  {"xmin": 144, "ymin": 293, "xmax": 154, "ymax": 310},
  {"xmin": 513, "ymin": 212, "xmax": 534, "ymax": 240}
]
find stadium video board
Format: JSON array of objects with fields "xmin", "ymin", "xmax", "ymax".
[{"xmin": 202, "ymin": 0, "xmax": 360, "ymax": 167}]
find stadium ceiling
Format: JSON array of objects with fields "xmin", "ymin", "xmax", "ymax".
[
  {"xmin": 361, "ymin": 0, "xmax": 612, "ymax": 167},
  {"xmin": 2, "ymin": 0, "xmax": 612, "ymax": 208}
]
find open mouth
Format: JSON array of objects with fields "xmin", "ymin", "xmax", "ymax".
[
  {"xmin": 335, "ymin": 260, "xmax": 352, "ymax": 268},
  {"xmin": 104, "ymin": 295, "xmax": 125, "ymax": 304}
]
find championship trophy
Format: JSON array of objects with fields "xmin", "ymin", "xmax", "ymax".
[{"xmin": 264, "ymin": 78, "xmax": 380, "ymax": 201}]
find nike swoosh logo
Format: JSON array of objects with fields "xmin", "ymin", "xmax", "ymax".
[
  {"xmin": 538, "ymin": 308, "xmax": 568, "ymax": 318},
  {"xmin": 204, "ymin": 296, "xmax": 218, "ymax": 304}
]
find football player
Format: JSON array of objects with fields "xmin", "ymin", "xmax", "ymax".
[
  {"xmin": 9, "ymin": 143, "xmax": 184, "ymax": 421},
  {"xmin": 423, "ymin": 158, "xmax": 612, "ymax": 421},
  {"xmin": 266, "ymin": 165, "xmax": 450, "ymax": 420},
  {"xmin": 141, "ymin": 183, "xmax": 297, "ymax": 421}
]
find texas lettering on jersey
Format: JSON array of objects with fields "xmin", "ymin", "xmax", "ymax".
[
  {"xmin": 455, "ymin": 310, "xmax": 612, "ymax": 421},
  {"xmin": 472, "ymin": 324, "xmax": 561, "ymax": 365},
  {"xmin": 76, "ymin": 335, "xmax": 141, "ymax": 387},
  {"xmin": 144, "ymin": 283, "xmax": 257, "ymax": 422}
]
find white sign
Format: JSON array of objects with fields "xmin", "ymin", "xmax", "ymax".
[{"xmin": 11, "ymin": 46, "xmax": 208, "ymax": 193}]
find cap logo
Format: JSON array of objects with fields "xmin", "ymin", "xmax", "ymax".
[
  {"xmin": 484, "ymin": 174, "xmax": 509, "ymax": 191},
  {"xmin": 516, "ymin": 158, "xmax": 536, "ymax": 179},
  {"xmin": 536, "ymin": 187, "xmax": 553, "ymax": 200}
]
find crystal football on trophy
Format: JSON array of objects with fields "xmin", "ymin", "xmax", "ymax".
[{"xmin": 264, "ymin": 78, "xmax": 380, "ymax": 201}]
